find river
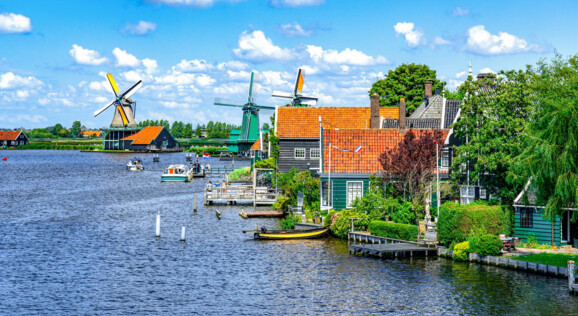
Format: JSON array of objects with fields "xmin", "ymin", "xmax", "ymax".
[{"xmin": 1, "ymin": 150, "xmax": 576, "ymax": 315}]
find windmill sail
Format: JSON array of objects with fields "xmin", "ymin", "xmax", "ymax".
[
  {"xmin": 272, "ymin": 68, "xmax": 317, "ymax": 107},
  {"xmin": 93, "ymin": 73, "xmax": 141, "ymax": 128}
]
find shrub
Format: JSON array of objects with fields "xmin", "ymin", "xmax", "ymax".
[
  {"xmin": 437, "ymin": 201, "xmax": 510, "ymax": 247},
  {"xmin": 390, "ymin": 202, "xmax": 415, "ymax": 225},
  {"xmin": 369, "ymin": 220, "xmax": 419, "ymax": 241},
  {"xmin": 453, "ymin": 241, "xmax": 470, "ymax": 261},
  {"xmin": 351, "ymin": 192, "xmax": 399, "ymax": 220},
  {"xmin": 228, "ymin": 167, "xmax": 251, "ymax": 181},
  {"xmin": 253, "ymin": 158, "xmax": 276, "ymax": 170},
  {"xmin": 323, "ymin": 210, "xmax": 337, "ymax": 227},
  {"xmin": 330, "ymin": 209, "xmax": 369, "ymax": 239},
  {"xmin": 273, "ymin": 196, "xmax": 292, "ymax": 212},
  {"xmin": 280, "ymin": 215, "xmax": 301, "ymax": 230},
  {"xmin": 474, "ymin": 234, "xmax": 503, "ymax": 256}
]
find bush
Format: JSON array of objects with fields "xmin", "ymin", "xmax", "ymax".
[
  {"xmin": 453, "ymin": 241, "xmax": 470, "ymax": 261},
  {"xmin": 369, "ymin": 220, "xmax": 419, "ymax": 241},
  {"xmin": 474, "ymin": 234, "xmax": 503, "ymax": 256},
  {"xmin": 228, "ymin": 167, "xmax": 251, "ymax": 181},
  {"xmin": 253, "ymin": 158, "xmax": 276, "ymax": 170},
  {"xmin": 390, "ymin": 202, "xmax": 415, "ymax": 225},
  {"xmin": 280, "ymin": 215, "xmax": 301, "ymax": 230},
  {"xmin": 351, "ymin": 192, "xmax": 399, "ymax": 221},
  {"xmin": 323, "ymin": 210, "xmax": 337, "ymax": 227},
  {"xmin": 437, "ymin": 201, "xmax": 510, "ymax": 247},
  {"xmin": 273, "ymin": 196, "xmax": 292, "ymax": 212},
  {"xmin": 185, "ymin": 146, "xmax": 227, "ymax": 154},
  {"xmin": 330, "ymin": 209, "xmax": 369, "ymax": 239}
]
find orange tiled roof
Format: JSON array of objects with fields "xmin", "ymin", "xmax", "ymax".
[
  {"xmin": 0, "ymin": 131, "xmax": 22, "ymax": 141},
  {"xmin": 250, "ymin": 138, "xmax": 260, "ymax": 150},
  {"xmin": 122, "ymin": 126, "xmax": 164, "ymax": 145},
  {"xmin": 277, "ymin": 106, "xmax": 399, "ymax": 139},
  {"xmin": 80, "ymin": 131, "xmax": 102, "ymax": 137},
  {"xmin": 323, "ymin": 128, "xmax": 449, "ymax": 174}
]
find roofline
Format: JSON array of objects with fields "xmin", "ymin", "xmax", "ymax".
[
  {"xmin": 513, "ymin": 204, "xmax": 577, "ymax": 211},
  {"xmin": 319, "ymin": 172, "xmax": 380, "ymax": 178}
]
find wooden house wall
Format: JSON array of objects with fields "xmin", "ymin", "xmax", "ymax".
[
  {"xmin": 278, "ymin": 139, "xmax": 320, "ymax": 174},
  {"xmin": 321, "ymin": 177, "xmax": 369, "ymax": 210},
  {"xmin": 149, "ymin": 128, "xmax": 179, "ymax": 150},
  {"xmin": 514, "ymin": 207, "xmax": 562, "ymax": 245}
]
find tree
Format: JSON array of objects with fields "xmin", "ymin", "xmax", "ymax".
[
  {"xmin": 195, "ymin": 124, "xmax": 202, "ymax": 137},
  {"xmin": 452, "ymin": 70, "xmax": 532, "ymax": 204},
  {"xmin": 52, "ymin": 123, "xmax": 64, "ymax": 136},
  {"xmin": 511, "ymin": 54, "xmax": 578, "ymax": 243},
  {"xmin": 369, "ymin": 63, "xmax": 445, "ymax": 115},
  {"xmin": 184, "ymin": 123, "xmax": 193, "ymax": 138},
  {"xmin": 379, "ymin": 130, "xmax": 445, "ymax": 224},
  {"xmin": 71, "ymin": 121, "xmax": 81, "ymax": 138}
]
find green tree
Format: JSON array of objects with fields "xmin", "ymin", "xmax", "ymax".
[
  {"xmin": 184, "ymin": 123, "xmax": 193, "ymax": 138},
  {"xmin": 452, "ymin": 70, "xmax": 532, "ymax": 204},
  {"xmin": 369, "ymin": 63, "xmax": 445, "ymax": 115},
  {"xmin": 71, "ymin": 121, "xmax": 81, "ymax": 138},
  {"xmin": 52, "ymin": 123, "xmax": 64, "ymax": 136},
  {"xmin": 510, "ymin": 54, "xmax": 578, "ymax": 243},
  {"xmin": 195, "ymin": 124, "xmax": 202, "ymax": 137}
]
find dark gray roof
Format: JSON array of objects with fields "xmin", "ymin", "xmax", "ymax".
[
  {"xmin": 410, "ymin": 95, "xmax": 444, "ymax": 119},
  {"xmin": 443, "ymin": 99, "xmax": 461, "ymax": 129},
  {"xmin": 382, "ymin": 118, "xmax": 441, "ymax": 129}
]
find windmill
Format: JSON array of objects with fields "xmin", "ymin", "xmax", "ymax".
[
  {"xmin": 93, "ymin": 73, "xmax": 143, "ymax": 127},
  {"xmin": 214, "ymin": 72, "xmax": 275, "ymax": 153},
  {"xmin": 272, "ymin": 68, "xmax": 318, "ymax": 107}
]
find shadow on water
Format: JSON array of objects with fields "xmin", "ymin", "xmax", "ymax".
[{"xmin": 1, "ymin": 150, "xmax": 577, "ymax": 315}]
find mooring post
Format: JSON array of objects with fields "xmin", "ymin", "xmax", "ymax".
[
  {"xmin": 155, "ymin": 211, "xmax": 161, "ymax": 238},
  {"xmin": 181, "ymin": 226, "xmax": 186, "ymax": 242},
  {"xmin": 194, "ymin": 193, "xmax": 198, "ymax": 212},
  {"xmin": 569, "ymin": 261, "xmax": 575, "ymax": 292}
]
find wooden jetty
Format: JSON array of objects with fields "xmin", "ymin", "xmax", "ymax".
[
  {"xmin": 239, "ymin": 210, "xmax": 284, "ymax": 218},
  {"xmin": 204, "ymin": 185, "xmax": 277, "ymax": 206},
  {"xmin": 348, "ymin": 231, "xmax": 437, "ymax": 258},
  {"xmin": 205, "ymin": 167, "xmax": 234, "ymax": 174}
]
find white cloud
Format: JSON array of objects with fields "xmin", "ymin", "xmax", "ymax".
[
  {"xmin": 278, "ymin": 22, "xmax": 312, "ymax": 37},
  {"xmin": 233, "ymin": 30, "xmax": 294, "ymax": 62},
  {"xmin": 175, "ymin": 59, "xmax": 215, "ymax": 72},
  {"xmin": 270, "ymin": 0, "xmax": 324, "ymax": 7},
  {"xmin": 217, "ymin": 60, "xmax": 249, "ymax": 71},
  {"xmin": 433, "ymin": 36, "xmax": 452, "ymax": 46},
  {"xmin": 452, "ymin": 7, "xmax": 470, "ymax": 17},
  {"xmin": 0, "ymin": 13, "xmax": 32, "ymax": 34},
  {"xmin": 147, "ymin": 0, "xmax": 216, "ymax": 8},
  {"xmin": 113, "ymin": 48, "xmax": 141, "ymax": 67},
  {"xmin": 447, "ymin": 79, "xmax": 464, "ymax": 90},
  {"xmin": 69, "ymin": 44, "xmax": 108, "ymax": 65},
  {"xmin": 465, "ymin": 25, "xmax": 539, "ymax": 55},
  {"xmin": 0, "ymin": 72, "xmax": 43, "ymax": 89},
  {"xmin": 456, "ymin": 71, "xmax": 467, "ymax": 79},
  {"xmin": 479, "ymin": 67, "xmax": 496, "ymax": 74},
  {"xmin": 393, "ymin": 22, "xmax": 425, "ymax": 47},
  {"xmin": 122, "ymin": 21, "xmax": 157, "ymax": 36},
  {"xmin": 306, "ymin": 45, "xmax": 389, "ymax": 66},
  {"xmin": 142, "ymin": 58, "xmax": 158, "ymax": 74},
  {"xmin": 227, "ymin": 70, "xmax": 251, "ymax": 80}
]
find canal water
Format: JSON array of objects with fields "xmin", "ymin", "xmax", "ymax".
[{"xmin": 1, "ymin": 150, "xmax": 577, "ymax": 315}]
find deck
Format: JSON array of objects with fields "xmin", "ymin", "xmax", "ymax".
[
  {"xmin": 239, "ymin": 210, "xmax": 284, "ymax": 218},
  {"xmin": 348, "ymin": 231, "xmax": 438, "ymax": 258},
  {"xmin": 204, "ymin": 185, "xmax": 277, "ymax": 206}
]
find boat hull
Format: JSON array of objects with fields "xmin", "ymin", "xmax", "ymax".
[
  {"xmin": 254, "ymin": 227, "xmax": 329, "ymax": 240},
  {"xmin": 161, "ymin": 176, "xmax": 189, "ymax": 182}
]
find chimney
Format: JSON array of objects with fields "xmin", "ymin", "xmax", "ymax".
[
  {"xmin": 477, "ymin": 73, "xmax": 495, "ymax": 88},
  {"xmin": 370, "ymin": 93, "xmax": 380, "ymax": 129},
  {"xmin": 399, "ymin": 98, "xmax": 406, "ymax": 130},
  {"xmin": 425, "ymin": 79, "xmax": 433, "ymax": 98}
]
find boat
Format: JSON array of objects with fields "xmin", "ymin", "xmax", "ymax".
[
  {"xmin": 190, "ymin": 161, "xmax": 206, "ymax": 178},
  {"xmin": 161, "ymin": 164, "xmax": 194, "ymax": 182},
  {"xmin": 247, "ymin": 226, "xmax": 330, "ymax": 240},
  {"xmin": 126, "ymin": 157, "xmax": 144, "ymax": 171}
]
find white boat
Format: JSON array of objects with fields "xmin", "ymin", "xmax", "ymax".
[
  {"xmin": 161, "ymin": 164, "xmax": 194, "ymax": 182},
  {"xmin": 126, "ymin": 157, "xmax": 144, "ymax": 171}
]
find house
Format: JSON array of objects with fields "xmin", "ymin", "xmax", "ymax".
[
  {"xmin": 249, "ymin": 134, "xmax": 269, "ymax": 168},
  {"xmin": 319, "ymin": 126, "xmax": 449, "ymax": 210},
  {"xmin": 80, "ymin": 130, "xmax": 103, "ymax": 138},
  {"xmin": 0, "ymin": 131, "xmax": 29, "ymax": 148},
  {"xmin": 119, "ymin": 126, "xmax": 180, "ymax": 151},
  {"xmin": 513, "ymin": 185, "xmax": 577, "ymax": 247},
  {"xmin": 276, "ymin": 95, "xmax": 398, "ymax": 175}
]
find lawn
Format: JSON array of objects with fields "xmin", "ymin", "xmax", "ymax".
[{"xmin": 510, "ymin": 253, "xmax": 578, "ymax": 267}]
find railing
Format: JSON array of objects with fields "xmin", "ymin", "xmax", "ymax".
[{"xmin": 204, "ymin": 185, "xmax": 277, "ymax": 205}]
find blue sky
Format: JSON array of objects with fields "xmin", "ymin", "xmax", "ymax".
[{"xmin": 1, "ymin": 0, "xmax": 577, "ymax": 129}]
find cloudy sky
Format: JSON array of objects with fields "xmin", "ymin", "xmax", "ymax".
[{"xmin": 0, "ymin": 0, "xmax": 576, "ymax": 129}]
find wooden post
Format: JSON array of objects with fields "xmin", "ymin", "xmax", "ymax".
[
  {"xmin": 569, "ymin": 261, "xmax": 575, "ymax": 292},
  {"xmin": 194, "ymin": 193, "xmax": 197, "ymax": 212}
]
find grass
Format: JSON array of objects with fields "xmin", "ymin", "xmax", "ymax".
[
  {"xmin": 510, "ymin": 253, "xmax": 578, "ymax": 267},
  {"xmin": 228, "ymin": 167, "xmax": 251, "ymax": 181}
]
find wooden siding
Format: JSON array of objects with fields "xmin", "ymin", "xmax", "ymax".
[
  {"xmin": 322, "ymin": 177, "xmax": 369, "ymax": 210},
  {"xmin": 514, "ymin": 207, "xmax": 562, "ymax": 245},
  {"xmin": 278, "ymin": 139, "xmax": 320, "ymax": 174}
]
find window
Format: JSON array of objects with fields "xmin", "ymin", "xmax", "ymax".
[
  {"xmin": 520, "ymin": 208, "xmax": 533, "ymax": 228},
  {"xmin": 480, "ymin": 188, "xmax": 487, "ymax": 200},
  {"xmin": 441, "ymin": 150, "xmax": 450, "ymax": 168},
  {"xmin": 310, "ymin": 148, "xmax": 320, "ymax": 158},
  {"xmin": 460, "ymin": 185, "xmax": 476, "ymax": 205},
  {"xmin": 321, "ymin": 181, "xmax": 333, "ymax": 207},
  {"xmin": 346, "ymin": 181, "xmax": 363, "ymax": 208},
  {"xmin": 294, "ymin": 148, "xmax": 306, "ymax": 158}
]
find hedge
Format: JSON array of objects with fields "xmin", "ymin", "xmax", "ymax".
[
  {"xmin": 453, "ymin": 241, "xmax": 470, "ymax": 261},
  {"xmin": 438, "ymin": 201, "xmax": 510, "ymax": 247},
  {"xmin": 368, "ymin": 220, "xmax": 419, "ymax": 242},
  {"xmin": 472, "ymin": 234, "xmax": 503, "ymax": 256}
]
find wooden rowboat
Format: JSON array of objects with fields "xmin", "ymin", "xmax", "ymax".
[{"xmin": 248, "ymin": 226, "xmax": 330, "ymax": 240}]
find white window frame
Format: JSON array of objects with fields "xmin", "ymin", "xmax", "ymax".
[
  {"xmin": 321, "ymin": 181, "xmax": 333, "ymax": 209},
  {"xmin": 310, "ymin": 148, "xmax": 320, "ymax": 158},
  {"xmin": 460, "ymin": 185, "xmax": 476, "ymax": 205},
  {"xmin": 346, "ymin": 181, "xmax": 364, "ymax": 208},
  {"xmin": 441, "ymin": 149, "xmax": 450, "ymax": 169},
  {"xmin": 294, "ymin": 148, "xmax": 306, "ymax": 159},
  {"xmin": 480, "ymin": 188, "xmax": 487, "ymax": 200}
]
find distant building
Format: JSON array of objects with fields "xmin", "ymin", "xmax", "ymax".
[
  {"xmin": 80, "ymin": 131, "xmax": 103, "ymax": 138},
  {"xmin": 0, "ymin": 131, "xmax": 29, "ymax": 148},
  {"xmin": 119, "ymin": 126, "xmax": 179, "ymax": 151}
]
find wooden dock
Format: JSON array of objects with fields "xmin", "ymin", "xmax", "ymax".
[
  {"xmin": 239, "ymin": 210, "xmax": 284, "ymax": 218},
  {"xmin": 204, "ymin": 185, "xmax": 277, "ymax": 206},
  {"xmin": 348, "ymin": 231, "xmax": 437, "ymax": 258}
]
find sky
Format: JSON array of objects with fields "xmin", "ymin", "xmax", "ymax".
[{"xmin": 1, "ymin": 0, "xmax": 577, "ymax": 129}]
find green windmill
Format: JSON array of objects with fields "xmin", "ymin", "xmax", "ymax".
[{"xmin": 214, "ymin": 72, "xmax": 276, "ymax": 154}]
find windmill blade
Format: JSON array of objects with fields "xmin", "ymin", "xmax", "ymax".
[
  {"xmin": 120, "ymin": 80, "xmax": 143, "ymax": 100},
  {"xmin": 271, "ymin": 91, "xmax": 293, "ymax": 98},
  {"xmin": 253, "ymin": 104, "xmax": 276, "ymax": 110},
  {"xmin": 116, "ymin": 104, "xmax": 129, "ymax": 126},
  {"xmin": 299, "ymin": 95, "xmax": 319, "ymax": 102},
  {"xmin": 107, "ymin": 73, "xmax": 120, "ymax": 97},
  {"xmin": 93, "ymin": 99, "xmax": 116, "ymax": 117},
  {"xmin": 214, "ymin": 98, "xmax": 245, "ymax": 108},
  {"xmin": 294, "ymin": 68, "xmax": 304, "ymax": 95}
]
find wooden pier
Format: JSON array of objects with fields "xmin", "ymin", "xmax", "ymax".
[
  {"xmin": 239, "ymin": 210, "xmax": 284, "ymax": 218},
  {"xmin": 204, "ymin": 185, "xmax": 277, "ymax": 206},
  {"xmin": 348, "ymin": 231, "xmax": 437, "ymax": 258}
]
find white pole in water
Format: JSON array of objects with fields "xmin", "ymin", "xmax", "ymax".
[
  {"xmin": 181, "ymin": 226, "xmax": 186, "ymax": 242},
  {"xmin": 155, "ymin": 212, "xmax": 161, "ymax": 237},
  {"xmin": 194, "ymin": 193, "xmax": 198, "ymax": 212},
  {"xmin": 436, "ymin": 143, "xmax": 440, "ymax": 220}
]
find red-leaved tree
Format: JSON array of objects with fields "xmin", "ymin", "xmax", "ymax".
[{"xmin": 379, "ymin": 130, "xmax": 445, "ymax": 225}]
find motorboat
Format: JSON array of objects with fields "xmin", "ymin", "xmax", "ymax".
[
  {"xmin": 161, "ymin": 164, "xmax": 194, "ymax": 182},
  {"xmin": 126, "ymin": 157, "xmax": 144, "ymax": 171}
]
